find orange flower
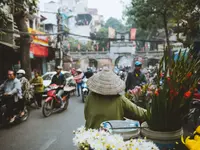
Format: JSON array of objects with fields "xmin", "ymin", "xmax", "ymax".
[
  {"xmin": 184, "ymin": 91, "xmax": 192, "ymax": 99},
  {"xmin": 155, "ymin": 89, "xmax": 159, "ymax": 96},
  {"xmin": 186, "ymin": 72, "xmax": 192, "ymax": 78}
]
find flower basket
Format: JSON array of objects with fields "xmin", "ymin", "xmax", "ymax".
[
  {"xmin": 141, "ymin": 122, "xmax": 183, "ymax": 149},
  {"xmin": 146, "ymin": 50, "xmax": 200, "ymax": 132},
  {"xmin": 73, "ymin": 126, "xmax": 159, "ymax": 150}
]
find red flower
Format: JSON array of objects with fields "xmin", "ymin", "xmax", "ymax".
[
  {"xmin": 184, "ymin": 91, "xmax": 192, "ymax": 99},
  {"xmin": 186, "ymin": 72, "xmax": 192, "ymax": 78},
  {"xmin": 155, "ymin": 89, "xmax": 160, "ymax": 96},
  {"xmin": 169, "ymin": 90, "xmax": 179, "ymax": 101}
]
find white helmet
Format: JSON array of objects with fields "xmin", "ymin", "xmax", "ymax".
[{"xmin": 17, "ymin": 69, "xmax": 26, "ymax": 74}]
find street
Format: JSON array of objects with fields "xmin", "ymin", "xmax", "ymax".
[{"xmin": 0, "ymin": 96, "xmax": 85, "ymax": 150}]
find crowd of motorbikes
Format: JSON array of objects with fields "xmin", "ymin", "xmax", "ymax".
[{"xmin": 0, "ymin": 66, "xmax": 199, "ymax": 134}]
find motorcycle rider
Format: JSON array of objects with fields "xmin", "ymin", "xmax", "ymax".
[
  {"xmin": 125, "ymin": 61, "xmax": 147, "ymax": 92},
  {"xmin": 16, "ymin": 69, "xmax": 33, "ymax": 117},
  {"xmin": 50, "ymin": 66, "xmax": 66, "ymax": 108},
  {"xmin": 84, "ymin": 67, "xmax": 94, "ymax": 79},
  {"xmin": 0, "ymin": 70, "xmax": 22, "ymax": 123}
]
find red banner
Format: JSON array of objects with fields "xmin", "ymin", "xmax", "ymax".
[
  {"xmin": 30, "ymin": 43, "xmax": 48, "ymax": 57},
  {"xmin": 130, "ymin": 28, "xmax": 137, "ymax": 40},
  {"xmin": 77, "ymin": 44, "xmax": 81, "ymax": 50}
]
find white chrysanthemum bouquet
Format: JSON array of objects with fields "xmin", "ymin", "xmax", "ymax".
[{"xmin": 73, "ymin": 126, "xmax": 159, "ymax": 150}]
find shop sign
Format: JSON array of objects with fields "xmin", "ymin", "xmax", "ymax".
[{"xmin": 28, "ymin": 28, "xmax": 49, "ymax": 47}]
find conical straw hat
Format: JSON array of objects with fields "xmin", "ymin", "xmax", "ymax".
[{"xmin": 87, "ymin": 69, "xmax": 125, "ymax": 95}]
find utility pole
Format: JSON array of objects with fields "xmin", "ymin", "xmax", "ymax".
[{"xmin": 56, "ymin": 8, "xmax": 63, "ymax": 67}]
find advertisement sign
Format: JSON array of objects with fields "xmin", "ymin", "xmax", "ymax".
[
  {"xmin": 28, "ymin": 28, "xmax": 49, "ymax": 46},
  {"xmin": 28, "ymin": 28, "xmax": 49, "ymax": 57}
]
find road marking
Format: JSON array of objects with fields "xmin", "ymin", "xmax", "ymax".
[{"xmin": 39, "ymin": 138, "xmax": 57, "ymax": 150}]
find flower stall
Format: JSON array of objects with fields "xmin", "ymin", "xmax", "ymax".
[{"xmin": 141, "ymin": 50, "xmax": 200, "ymax": 149}]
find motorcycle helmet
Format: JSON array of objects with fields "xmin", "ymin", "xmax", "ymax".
[
  {"xmin": 76, "ymin": 68, "xmax": 82, "ymax": 73},
  {"xmin": 135, "ymin": 61, "xmax": 142, "ymax": 67},
  {"xmin": 17, "ymin": 69, "xmax": 26, "ymax": 75}
]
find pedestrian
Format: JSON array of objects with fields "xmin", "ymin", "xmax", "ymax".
[
  {"xmin": 74, "ymin": 69, "xmax": 84, "ymax": 97},
  {"xmin": 30, "ymin": 71, "xmax": 44, "ymax": 108},
  {"xmin": 125, "ymin": 61, "xmax": 146, "ymax": 92},
  {"xmin": 84, "ymin": 67, "xmax": 94, "ymax": 79},
  {"xmin": 84, "ymin": 68, "xmax": 147, "ymax": 129}
]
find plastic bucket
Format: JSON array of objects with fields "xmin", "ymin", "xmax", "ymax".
[
  {"xmin": 141, "ymin": 122, "xmax": 183, "ymax": 149},
  {"xmin": 100, "ymin": 120, "xmax": 140, "ymax": 140}
]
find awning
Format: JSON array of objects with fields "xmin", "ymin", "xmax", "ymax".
[{"xmin": 30, "ymin": 43, "xmax": 48, "ymax": 57}]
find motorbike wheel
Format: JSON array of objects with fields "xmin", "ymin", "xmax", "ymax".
[
  {"xmin": 42, "ymin": 101, "xmax": 53, "ymax": 117},
  {"xmin": 63, "ymin": 99, "xmax": 69, "ymax": 110},
  {"xmin": 20, "ymin": 106, "xmax": 29, "ymax": 122},
  {"xmin": 81, "ymin": 89, "xmax": 84, "ymax": 103}
]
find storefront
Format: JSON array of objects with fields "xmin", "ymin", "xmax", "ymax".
[
  {"xmin": 0, "ymin": 42, "xmax": 20, "ymax": 81},
  {"xmin": 28, "ymin": 28, "xmax": 49, "ymax": 75}
]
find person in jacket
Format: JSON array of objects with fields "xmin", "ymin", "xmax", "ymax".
[
  {"xmin": 16, "ymin": 69, "xmax": 33, "ymax": 117},
  {"xmin": 50, "ymin": 66, "xmax": 66, "ymax": 108},
  {"xmin": 85, "ymin": 68, "xmax": 147, "ymax": 129},
  {"xmin": 125, "ymin": 61, "xmax": 147, "ymax": 92},
  {"xmin": 84, "ymin": 67, "xmax": 94, "ymax": 79},
  {"xmin": 0, "ymin": 70, "xmax": 22, "ymax": 123},
  {"xmin": 74, "ymin": 69, "xmax": 84, "ymax": 97},
  {"xmin": 30, "ymin": 71, "xmax": 44, "ymax": 108}
]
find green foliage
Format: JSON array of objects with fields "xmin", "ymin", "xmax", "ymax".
[
  {"xmin": 95, "ymin": 27, "xmax": 109, "ymax": 51},
  {"xmin": 127, "ymin": 0, "xmax": 200, "ymax": 46},
  {"xmin": 105, "ymin": 17, "xmax": 127, "ymax": 32},
  {"xmin": 146, "ymin": 50, "xmax": 200, "ymax": 131}
]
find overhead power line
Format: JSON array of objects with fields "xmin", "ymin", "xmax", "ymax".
[{"xmin": 0, "ymin": 27, "xmax": 193, "ymax": 43}]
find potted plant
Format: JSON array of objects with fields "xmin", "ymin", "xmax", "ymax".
[{"xmin": 141, "ymin": 50, "xmax": 200, "ymax": 149}]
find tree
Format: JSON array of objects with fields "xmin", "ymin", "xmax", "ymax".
[
  {"xmin": 0, "ymin": 0, "xmax": 38, "ymax": 79},
  {"xmin": 127, "ymin": 0, "xmax": 200, "ymax": 50},
  {"xmin": 105, "ymin": 17, "xmax": 127, "ymax": 32},
  {"xmin": 95, "ymin": 27, "xmax": 109, "ymax": 51}
]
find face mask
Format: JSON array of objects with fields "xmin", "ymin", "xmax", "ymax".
[{"xmin": 17, "ymin": 74, "xmax": 23, "ymax": 79}]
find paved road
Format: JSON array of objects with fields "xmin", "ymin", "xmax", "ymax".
[{"xmin": 0, "ymin": 96, "xmax": 85, "ymax": 150}]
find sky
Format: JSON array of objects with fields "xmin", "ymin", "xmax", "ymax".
[
  {"xmin": 88, "ymin": 0, "xmax": 130, "ymax": 20},
  {"xmin": 39, "ymin": 0, "xmax": 130, "ymax": 21}
]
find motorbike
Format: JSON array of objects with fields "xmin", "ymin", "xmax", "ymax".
[
  {"xmin": 119, "ymin": 71, "xmax": 126, "ymax": 81},
  {"xmin": 0, "ymin": 91, "xmax": 29, "ymax": 127},
  {"xmin": 81, "ymin": 77, "xmax": 89, "ymax": 103},
  {"xmin": 184, "ymin": 98, "xmax": 200, "ymax": 133},
  {"xmin": 42, "ymin": 84, "xmax": 70, "ymax": 117}
]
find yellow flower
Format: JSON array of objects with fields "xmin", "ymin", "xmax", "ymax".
[
  {"xmin": 194, "ymin": 126, "xmax": 200, "ymax": 134},
  {"xmin": 194, "ymin": 135, "xmax": 200, "ymax": 141}
]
